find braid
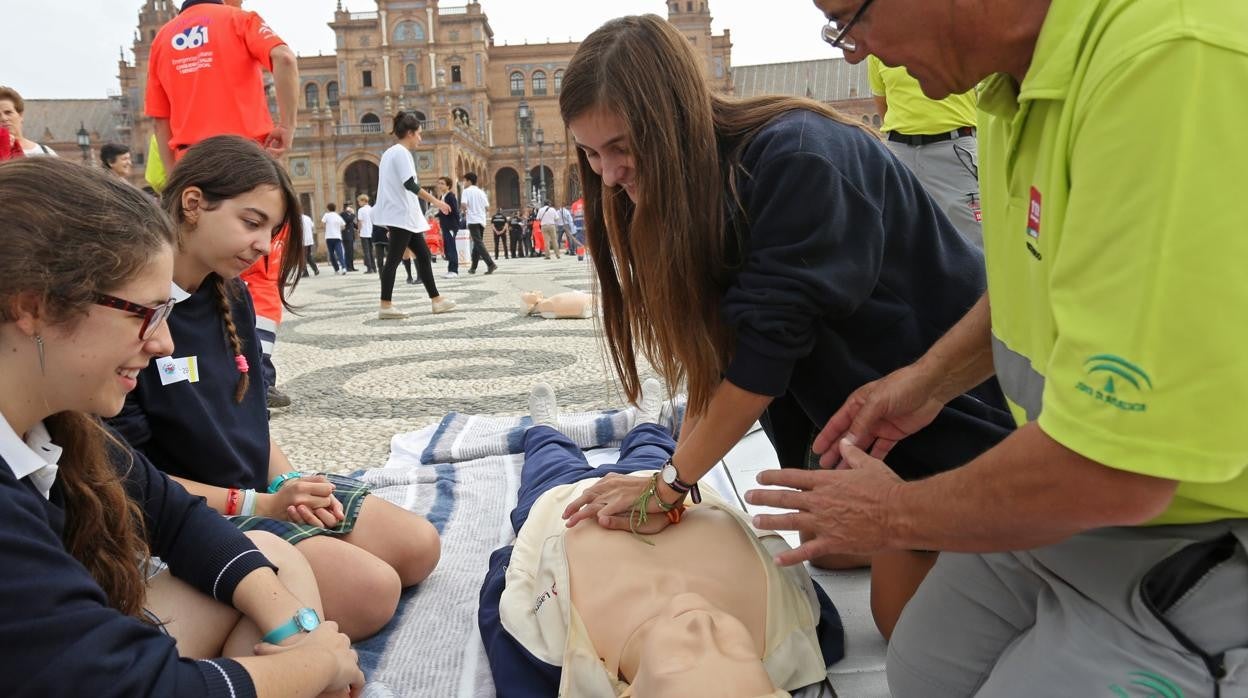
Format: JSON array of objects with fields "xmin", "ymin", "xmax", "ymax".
[{"xmin": 212, "ymin": 276, "xmax": 250, "ymax": 403}]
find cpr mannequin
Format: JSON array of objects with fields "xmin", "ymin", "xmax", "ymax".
[
  {"xmin": 520, "ymin": 290, "xmax": 595, "ymax": 319},
  {"xmin": 478, "ymin": 382, "xmax": 840, "ymax": 698}
]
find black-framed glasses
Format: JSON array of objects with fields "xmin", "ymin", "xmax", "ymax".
[
  {"xmin": 94, "ymin": 294, "xmax": 176, "ymax": 341},
  {"xmin": 822, "ymin": 0, "xmax": 877, "ymax": 53}
]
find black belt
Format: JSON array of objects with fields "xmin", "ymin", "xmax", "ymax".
[{"xmin": 887, "ymin": 126, "xmax": 975, "ymax": 146}]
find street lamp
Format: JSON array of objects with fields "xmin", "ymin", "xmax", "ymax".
[
  {"xmin": 76, "ymin": 123, "xmax": 90, "ymax": 163},
  {"xmin": 535, "ymin": 125, "xmax": 546, "ymax": 204},
  {"xmin": 516, "ymin": 100, "xmax": 532, "ymax": 208}
]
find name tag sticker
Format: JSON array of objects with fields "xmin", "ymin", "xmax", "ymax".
[{"xmin": 156, "ymin": 356, "xmax": 201, "ymax": 386}]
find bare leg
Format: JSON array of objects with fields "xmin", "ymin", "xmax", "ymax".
[
  {"xmin": 870, "ymin": 549, "xmax": 938, "ymax": 642},
  {"xmin": 340, "ymin": 495, "xmax": 441, "ymax": 587},
  {"xmin": 144, "ymin": 531, "xmax": 322, "ymax": 659},
  {"xmin": 295, "ymin": 533, "xmax": 402, "ymax": 641},
  {"xmin": 221, "ymin": 531, "xmax": 324, "ymax": 657}
]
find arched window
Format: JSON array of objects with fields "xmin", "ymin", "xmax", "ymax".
[
  {"xmin": 304, "ymin": 83, "xmax": 320, "ymax": 109},
  {"xmin": 553, "ymin": 70, "xmax": 564, "ymax": 94},
  {"xmin": 393, "ymin": 20, "xmax": 426, "ymax": 44},
  {"xmin": 405, "ymin": 63, "xmax": 419, "ymax": 87},
  {"xmin": 532, "ymin": 70, "xmax": 547, "ymax": 96},
  {"xmin": 326, "ymin": 81, "xmax": 339, "ymax": 107},
  {"xmin": 510, "ymin": 71, "xmax": 525, "ymax": 96},
  {"xmin": 361, "ymin": 112, "xmax": 381, "ymax": 133},
  {"xmin": 452, "ymin": 108, "xmax": 470, "ymax": 126},
  {"xmin": 871, "ymin": 114, "xmax": 881, "ymax": 127}
]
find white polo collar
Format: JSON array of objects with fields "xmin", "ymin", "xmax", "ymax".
[
  {"xmin": 0, "ymin": 416, "xmax": 63, "ymax": 500},
  {"xmin": 170, "ymin": 281, "xmax": 193, "ymax": 304}
]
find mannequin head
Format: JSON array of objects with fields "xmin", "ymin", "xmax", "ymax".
[
  {"xmin": 520, "ymin": 290, "xmax": 594, "ymax": 319},
  {"xmin": 628, "ymin": 593, "xmax": 782, "ymax": 698}
]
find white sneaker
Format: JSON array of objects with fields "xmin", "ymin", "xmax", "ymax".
[
  {"xmin": 431, "ymin": 298, "xmax": 457, "ymax": 314},
  {"xmin": 529, "ymin": 383, "xmax": 559, "ymax": 429},
  {"xmin": 377, "ymin": 306, "xmax": 409, "ymax": 319},
  {"xmin": 443, "ymin": 272, "xmax": 459, "ymax": 279},
  {"xmin": 635, "ymin": 377, "xmax": 664, "ymax": 426}
]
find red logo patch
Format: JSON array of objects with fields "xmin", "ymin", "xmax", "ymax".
[{"xmin": 1026, "ymin": 186, "xmax": 1042, "ymax": 240}]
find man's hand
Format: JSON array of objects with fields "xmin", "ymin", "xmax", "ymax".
[
  {"xmin": 435, "ymin": 200, "xmax": 451, "ymax": 215},
  {"xmin": 813, "ymin": 364, "xmax": 946, "ymax": 467},
  {"xmin": 746, "ymin": 439, "xmax": 903, "ymax": 565},
  {"xmin": 262, "ymin": 124, "xmax": 294, "ymax": 159}
]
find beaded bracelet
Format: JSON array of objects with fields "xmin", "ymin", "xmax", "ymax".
[{"xmin": 268, "ymin": 471, "xmax": 304, "ymax": 494}]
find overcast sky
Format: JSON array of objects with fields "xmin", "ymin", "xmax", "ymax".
[{"xmin": 3, "ymin": 1, "xmax": 834, "ymax": 99}]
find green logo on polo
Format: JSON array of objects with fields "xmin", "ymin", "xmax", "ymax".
[
  {"xmin": 1109, "ymin": 670, "xmax": 1184, "ymax": 697},
  {"xmin": 1075, "ymin": 355, "xmax": 1151, "ymax": 412}
]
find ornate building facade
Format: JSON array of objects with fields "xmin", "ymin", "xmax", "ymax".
[{"xmin": 113, "ymin": 0, "xmax": 737, "ymax": 214}]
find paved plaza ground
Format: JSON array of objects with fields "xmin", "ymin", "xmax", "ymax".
[{"xmin": 269, "ymin": 254, "xmax": 653, "ymax": 473}]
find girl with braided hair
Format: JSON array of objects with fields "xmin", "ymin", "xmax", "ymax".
[{"xmin": 111, "ymin": 135, "xmax": 441, "ymax": 642}]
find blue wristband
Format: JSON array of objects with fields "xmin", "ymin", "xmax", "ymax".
[{"xmin": 267, "ymin": 471, "xmax": 304, "ymax": 494}]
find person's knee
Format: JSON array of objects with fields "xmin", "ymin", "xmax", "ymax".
[
  {"xmin": 244, "ymin": 530, "xmax": 307, "ymax": 573},
  {"xmin": 395, "ymin": 516, "xmax": 441, "ymax": 586},
  {"xmin": 341, "ymin": 555, "xmax": 402, "ymax": 639}
]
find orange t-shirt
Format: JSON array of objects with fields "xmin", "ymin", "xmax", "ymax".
[
  {"xmin": 145, "ymin": 3, "xmax": 286, "ymax": 150},
  {"xmin": 240, "ymin": 226, "xmax": 288, "ymax": 326}
]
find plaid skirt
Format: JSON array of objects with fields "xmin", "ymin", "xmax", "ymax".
[{"xmin": 230, "ymin": 474, "xmax": 371, "ymax": 545}]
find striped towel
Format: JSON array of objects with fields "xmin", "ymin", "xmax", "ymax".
[{"xmin": 408, "ymin": 398, "xmax": 687, "ymax": 466}]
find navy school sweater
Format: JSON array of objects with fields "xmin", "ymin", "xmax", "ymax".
[
  {"xmin": 1, "ymin": 424, "xmax": 274, "ymax": 697},
  {"xmin": 720, "ymin": 110, "xmax": 1014, "ymax": 478},
  {"xmin": 110, "ymin": 277, "xmax": 270, "ymax": 490}
]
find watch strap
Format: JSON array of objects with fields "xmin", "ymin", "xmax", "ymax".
[{"xmin": 262, "ymin": 617, "xmax": 303, "ymax": 645}]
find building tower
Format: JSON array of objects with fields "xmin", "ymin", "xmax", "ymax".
[
  {"xmin": 117, "ymin": 0, "xmax": 178, "ymax": 177},
  {"xmin": 666, "ymin": 0, "xmax": 733, "ymax": 93}
]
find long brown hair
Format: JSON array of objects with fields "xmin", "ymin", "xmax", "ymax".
[
  {"xmin": 560, "ymin": 14, "xmax": 870, "ymax": 415},
  {"xmin": 163, "ymin": 135, "xmax": 304, "ymax": 402},
  {"xmin": 0, "ymin": 157, "xmax": 175, "ymax": 617}
]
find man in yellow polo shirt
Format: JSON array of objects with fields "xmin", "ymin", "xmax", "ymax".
[
  {"xmin": 748, "ymin": 1, "xmax": 1248, "ymax": 695},
  {"xmin": 868, "ymin": 56, "xmax": 983, "ymax": 247}
]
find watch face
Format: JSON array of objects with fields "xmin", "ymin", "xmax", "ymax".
[
  {"xmin": 661, "ymin": 463, "xmax": 677, "ymax": 485},
  {"xmin": 296, "ymin": 608, "xmax": 321, "ymax": 632}
]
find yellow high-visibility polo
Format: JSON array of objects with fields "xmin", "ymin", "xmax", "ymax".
[
  {"xmin": 979, "ymin": 0, "xmax": 1248, "ymax": 524},
  {"xmin": 867, "ymin": 55, "xmax": 977, "ymax": 134}
]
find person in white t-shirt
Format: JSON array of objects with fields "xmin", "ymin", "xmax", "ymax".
[
  {"xmin": 321, "ymin": 203, "xmax": 347, "ymax": 275},
  {"xmin": 300, "ymin": 212, "xmax": 319, "ymax": 277},
  {"xmin": 372, "ymin": 111, "xmax": 456, "ymax": 319},
  {"xmin": 460, "ymin": 172, "xmax": 498, "ymax": 274},
  {"xmin": 356, "ymin": 194, "xmax": 376, "ymax": 273},
  {"xmin": 536, "ymin": 201, "xmax": 563, "ymax": 259}
]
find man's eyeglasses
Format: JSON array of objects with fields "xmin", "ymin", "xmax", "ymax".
[
  {"xmin": 822, "ymin": 0, "xmax": 877, "ymax": 53},
  {"xmin": 94, "ymin": 294, "xmax": 176, "ymax": 341}
]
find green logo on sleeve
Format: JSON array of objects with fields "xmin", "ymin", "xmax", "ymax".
[{"xmin": 1075, "ymin": 355, "xmax": 1151, "ymax": 412}]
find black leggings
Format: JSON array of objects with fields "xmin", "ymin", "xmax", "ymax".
[{"xmin": 379, "ymin": 226, "xmax": 439, "ymax": 301}]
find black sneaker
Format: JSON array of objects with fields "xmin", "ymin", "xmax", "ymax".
[
  {"xmin": 266, "ymin": 386, "xmax": 292, "ymax": 408},
  {"xmin": 485, "ymin": 265, "xmax": 497, "ymax": 275}
]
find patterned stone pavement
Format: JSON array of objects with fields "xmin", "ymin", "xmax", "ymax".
[{"xmin": 269, "ymin": 254, "xmax": 656, "ymax": 473}]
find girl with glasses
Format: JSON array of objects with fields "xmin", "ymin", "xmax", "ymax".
[
  {"xmin": 558, "ymin": 14, "xmax": 1016, "ymax": 640},
  {"xmin": 110, "ymin": 135, "xmax": 441, "ymax": 642},
  {"xmin": 0, "ymin": 157, "xmax": 362, "ymax": 696}
]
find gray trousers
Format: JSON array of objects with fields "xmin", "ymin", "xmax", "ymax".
[
  {"xmin": 887, "ymin": 135, "xmax": 983, "ymax": 249},
  {"xmin": 888, "ymin": 520, "xmax": 1248, "ymax": 697}
]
